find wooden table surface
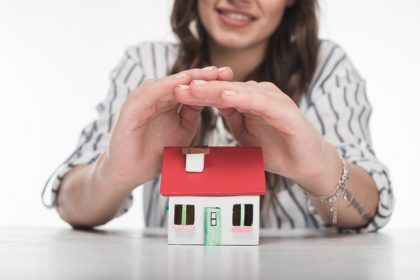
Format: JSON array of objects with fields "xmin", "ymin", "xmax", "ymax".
[{"xmin": 1, "ymin": 227, "xmax": 419, "ymax": 279}]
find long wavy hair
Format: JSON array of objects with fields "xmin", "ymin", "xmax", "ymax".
[{"xmin": 170, "ymin": 0, "xmax": 319, "ymax": 197}]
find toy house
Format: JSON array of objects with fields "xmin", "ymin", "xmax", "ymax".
[{"xmin": 160, "ymin": 146, "xmax": 266, "ymax": 245}]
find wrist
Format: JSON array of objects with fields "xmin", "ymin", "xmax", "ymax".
[
  {"xmin": 295, "ymin": 142, "xmax": 343, "ymax": 197},
  {"xmin": 91, "ymin": 153, "xmax": 138, "ymax": 195}
]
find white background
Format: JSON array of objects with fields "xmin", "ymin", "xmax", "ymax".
[{"xmin": 0, "ymin": 0, "xmax": 419, "ymax": 230}]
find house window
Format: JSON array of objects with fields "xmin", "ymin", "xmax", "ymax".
[
  {"xmin": 232, "ymin": 204, "xmax": 253, "ymax": 226},
  {"xmin": 174, "ymin": 204, "xmax": 195, "ymax": 225}
]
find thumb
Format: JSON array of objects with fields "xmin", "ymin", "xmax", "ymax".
[
  {"xmin": 217, "ymin": 108, "xmax": 244, "ymax": 138},
  {"xmin": 178, "ymin": 104, "xmax": 203, "ymax": 130}
]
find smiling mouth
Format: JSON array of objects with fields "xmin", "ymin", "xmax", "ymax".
[{"xmin": 216, "ymin": 8, "xmax": 257, "ymax": 24}]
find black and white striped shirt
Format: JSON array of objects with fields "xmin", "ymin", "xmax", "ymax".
[{"xmin": 42, "ymin": 40, "xmax": 394, "ymax": 232}]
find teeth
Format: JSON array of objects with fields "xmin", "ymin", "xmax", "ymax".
[{"xmin": 223, "ymin": 11, "xmax": 252, "ymax": 21}]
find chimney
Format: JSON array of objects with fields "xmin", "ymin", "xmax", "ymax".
[{"xmin": 181, "ymin": 146, "xmax": 210, "ymax": 173}]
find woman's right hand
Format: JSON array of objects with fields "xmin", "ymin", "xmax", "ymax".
[{"xmin": 96, "ymin": 66, "xmax": 233, "ymax": 192}]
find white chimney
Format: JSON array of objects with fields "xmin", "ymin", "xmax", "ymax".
[{"xmin": 181, "ymin": 147, "xmax": 210, "ymax": 173}]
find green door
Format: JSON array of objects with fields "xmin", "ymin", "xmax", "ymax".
[{"xmin": 204, "ymin": 207, "xmax": 221, "ymax": 246}]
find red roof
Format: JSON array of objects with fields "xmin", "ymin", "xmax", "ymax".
[{"xmin": 160, "ymin": 147, "xmax": 266, "ymax": 196}]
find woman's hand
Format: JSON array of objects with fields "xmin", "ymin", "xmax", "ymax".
[
  {"xmin": 174, "ymin": 80, "xmax": 342, "ymax": 195},
  {"xmin": 97, "ymin": 67, "xmax": 233, "ymax": 192}
]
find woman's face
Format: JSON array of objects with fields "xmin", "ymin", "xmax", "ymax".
[{"xmin": 198, "ymin": 0, "xmax": 294, "ymax": 50}]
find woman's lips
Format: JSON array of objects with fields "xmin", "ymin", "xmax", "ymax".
[{"xmin": 216, "ymin": 8, "xmax": 257, "ymax": 28}]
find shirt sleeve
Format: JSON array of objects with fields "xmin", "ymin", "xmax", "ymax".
[
  {"xmin": 42, "ymin": 45, "xmax": 146, "ymax": 217},
  {"xmin": 302, "ymin": 42, "xmax": 394, "ymax": 232}
]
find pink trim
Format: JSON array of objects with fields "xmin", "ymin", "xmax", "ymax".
[
  {"xmin": 173, "ymin": 225, "xmax": 195, "ymax": 231},
  {"xmin": 232, "ymin": 226, "xmax": 253, "ymax": 233}
]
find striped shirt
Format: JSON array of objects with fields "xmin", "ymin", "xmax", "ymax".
[{"xmin": 42, "ymin": 40, "xmax": 394, "ymax": 232}]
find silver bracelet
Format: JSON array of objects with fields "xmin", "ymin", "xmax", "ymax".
[{"xmin": 306, "ymin": 155, "xmax": 350, "ymax": 224}]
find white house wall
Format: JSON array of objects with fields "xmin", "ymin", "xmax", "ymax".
[{"xmin": 168, "ymin": 196, "xmax": 260, "ymax": 245}]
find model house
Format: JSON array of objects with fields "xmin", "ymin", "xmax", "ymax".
[{"xmin": 160, "ymin": 146, "xmax": 266, "ymax": 246}]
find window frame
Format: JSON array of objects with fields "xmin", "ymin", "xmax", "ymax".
[
  {"xmin": 173, "ymin": 204, "xmax": 195, "ymax": 231},
  {"xmin": 232, "ymin": 203, "xmax": 254, "ymax": 232}
]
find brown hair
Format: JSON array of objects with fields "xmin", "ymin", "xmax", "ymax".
[{"xmin": 170, "ymin": 0, "xmax": 319, "ymax": 193}]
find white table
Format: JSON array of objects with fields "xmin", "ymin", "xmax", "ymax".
[{"xmin": 0, "ymin": 227, "xmax": 419, "ymax": 279}]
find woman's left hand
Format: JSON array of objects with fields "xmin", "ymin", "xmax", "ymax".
[{"xmin": 174, "ymin": 79, "xmax": 341, "ymax": 194}]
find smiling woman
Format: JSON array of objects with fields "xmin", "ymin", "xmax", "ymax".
[{"xmin": 42, "ymin": 0, "xmax": 393, "ymax": 233}]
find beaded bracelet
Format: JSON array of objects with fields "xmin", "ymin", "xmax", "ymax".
[{"xmin": 306, "ymin": 156, "xmax": 350, "ymax": 224}]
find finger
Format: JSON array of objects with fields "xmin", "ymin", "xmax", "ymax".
[
  {"xmin": 174, "ymin": 80, "xmax": 244, "ymax": 108},
  {"xmin": 216, "ymin": 66, "xmax": 234, "ymax": 81},
  {"xmin": 124, "ymin": 67, "xmax": 229, "ymax": 114},
  {"xmin": 140, "ymin": 66, "xmax": 233, "ymax": 103},
  {"xmin": 177, "ymin": 80, "xmax": 300, "ymax": 135},
  {"xmin": 186, "ymin": 80, "xmax": 288, "ymax": 115},
  {"xmin": 173, "ymin": 66, "xmax": 233, "ymax": 82},
  {"xmin": 257, "ymin": 81, "xmax": 278, "ymax": 90},
  {"xmin": 143, "ymin": 67, "xmax": 219, "ymax": 101},
  {"xmin": 244, "ymin": 80, "xmax": 259, "ymax": 86}
]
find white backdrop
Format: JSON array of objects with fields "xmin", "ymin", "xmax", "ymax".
[{"xmin": 0, "ymin": 0, "xmax": 419, "ymax": 230}]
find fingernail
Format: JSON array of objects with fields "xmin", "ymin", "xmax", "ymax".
[
  {"xmin": 218, "ymin": 67, "xmax": 228, "ymax": 72},
  {"xmin": 177, "ymin": 85, "xmax": 189, "ymax": 90},
  {"xmin": 193, "ymin": 80, "xmax": 207, "ymax": 85},
  {"xmin": 223, "ymin": 90, "xmax": 237, "ymax": 96},
  {"xmin": 174, "ymin": 72, "xmax": 186, "ymax": 79},
  {"xmin": 201, "ymin": 66, "xmax": 216, "ymax": 72}
]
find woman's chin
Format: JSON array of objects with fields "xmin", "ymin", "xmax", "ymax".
[{"xmin": 211, "ymin": 35, "xmax": 258, "ymax": 50}]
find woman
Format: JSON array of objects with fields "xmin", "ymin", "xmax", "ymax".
[{"xmin": 42, "ymin": 0, "xmax": 393, "ymax": 232}]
